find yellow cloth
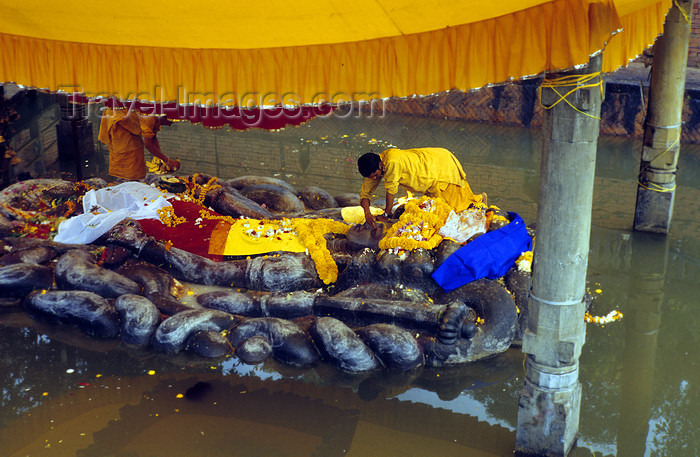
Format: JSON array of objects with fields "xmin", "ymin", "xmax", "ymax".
[
  {"xmin": 340, "ymin": 206, "xmax": 385, "ymax": 225},
  {"xmin": 98, "ymin": 109, "xmax": 161, "ymax": 180},
  {"xmin": 434, "ymin": 182, "xmax": 483, "ymax": 213},
  {"xmin": 360, "ymin": 148, "xmax": 483, "ymax": 210},
  {"xmin": 222, "ymin": 220, "xmax": 306, "ymax": 256},
  {"xmin": 0, "ymin": 0, "xmax": 672, "ymax": 104}
]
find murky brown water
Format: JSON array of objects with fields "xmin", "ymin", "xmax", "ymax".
[{"xmin": 2, "ymin": 114, "xmax": 699, "ymax": 456}]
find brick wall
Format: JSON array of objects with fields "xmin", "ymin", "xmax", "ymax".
[
  {"xmin": 637, "ymin": 4, "xmax": 700, "ymax": 67},
  {"xmin": 689, "ymin": 2, "xmax": 700, "ymax": 67}
]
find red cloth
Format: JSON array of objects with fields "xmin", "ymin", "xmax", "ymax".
[
  {"xmin": 70, "ymin": 94, "xmax": 332, "ymax": 130},
  {"xmin": 137, "ymin": 199, "xmax": 232, "ymax": 261}
]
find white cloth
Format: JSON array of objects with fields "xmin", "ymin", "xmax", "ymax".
[
  {"xmin": 438, "ymin": 209, "xmax": 487, "ymax": 244},
  {"xmin": 54, "ymin": 182, "xmax": 174, "ymax": 244}
]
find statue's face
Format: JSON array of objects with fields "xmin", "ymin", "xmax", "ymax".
[{"xmin": 347, "ymin": 220, "xmax": 386, "ymax": 251}]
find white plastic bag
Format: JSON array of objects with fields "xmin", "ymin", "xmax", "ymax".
[
  {"xmin": 53, "ymin": 209, "xmax": 131, "ymax": 244},
  {"xmin": 82, "ymin": 182, "xmax": 174, "ymax": 219},
  {"xmin": 54, "ymin": 182, "xmax": 174, "ymax": 244},
  {"xmin": 438, "ymin": 209, "xmax": 487, "ymax": 244}
]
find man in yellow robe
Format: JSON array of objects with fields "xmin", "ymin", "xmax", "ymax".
[
  {"xmin": 358, "ymin": 147, "xmax": 486, "ymax": 227},
  {"xmin": 98, "ymin": 108, "xmax": 180, "ymax": 181}
]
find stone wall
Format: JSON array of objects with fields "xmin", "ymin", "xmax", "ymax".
[{"xmin": 376, "ymin": 79, "xmax": 700, "ymax": 144}]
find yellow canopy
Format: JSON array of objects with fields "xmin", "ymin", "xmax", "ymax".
[{"xmin": 0, "ymin": 0, "xmax": 671, "ymax": 105}]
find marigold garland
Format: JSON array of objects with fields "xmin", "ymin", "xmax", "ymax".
[
  {"xmin": 585, "ymin": 310, "xmax": 623, "ymax": 325},
  {"xmin": 63, "ymin": 200, "xmax": 78, "ymax": 218},
  {"xmin": 486, "ymin": 205, "xmax": 510, "ymax": 226},
  {"xmin": 157, "ymin": 206, "xmax": 186, "ymax": 227},
  {"xmin": 379, "ymin": 196, "xmax": 452, "ymax": 251},
  {"xmin": 72, "ymin": 181, "xmax": 95, "ymax": 195},
  {"xmin": 198, "ymin": 208, "xmax": 236, "ymax": 224},
  {"xmin": 291, "ymin": 218, "xmax": 350, "ymax": 285},
  {"xmin": 183, "ymin": 174, "xmax": 221, "ymax": 206}
]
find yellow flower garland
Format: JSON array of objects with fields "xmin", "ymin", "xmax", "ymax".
[
  {"xmin": 157, "ymin": 206, "xmax": 186, "ymax": 227},
  {"xmin": 198, "ymin": 208, "xmax": 237, "ymax": 225},
  {"xmin": 584, "ymin": 310, "xmax": 623, "ymax": 325},
  {"xmin": 184, "ymin": 174, "xmax": 222, "ymax": 206},
  {"xmin": 292, "ymin": 218, "xmax": 350, "ymax": 285},
  {"xmin": 486, "ymin": 205, "xmax": 510, "ymax": 226},
  {"xmin": 379, "ymin": 196, "xmax": 452, "ymax": 251}
]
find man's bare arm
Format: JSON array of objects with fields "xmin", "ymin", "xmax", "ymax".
[
  {"xmin": 144, "ymin": 136, "xmax": 179, "ymax": 170},
  {"xmin": 384, "ymin": 192, "xmax": 395, "ymax": 217},
  {"xmin": 360, "ymin": 197, "xmax": 376, "ymax": 228}
]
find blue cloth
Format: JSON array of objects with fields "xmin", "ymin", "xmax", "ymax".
[{"xmin": 432, "ymin": 212, "xmax": 532, "ymax": 292}]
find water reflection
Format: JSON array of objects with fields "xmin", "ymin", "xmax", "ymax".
[
  {"xmin": 578, "ymin": 226, "xmax": 700, "ymax": 457},
  {"xmin": 1, "ymin": 114, "xmax": 699, "ymax": 456},
  {"xmin": 618, "ymin": 232, "xmax": 662, "ymax": 456},
  {"xmin": 0, "ymin": 320, "xmax": 525, "ymax": 456}
]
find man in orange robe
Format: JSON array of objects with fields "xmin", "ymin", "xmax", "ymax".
[{"xmin": 98, "ymin": 108, "xmax": 180, "ymax": 180}]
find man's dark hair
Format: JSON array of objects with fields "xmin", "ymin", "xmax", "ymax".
[{"xmin": 358, "ymin": 152, "xmax": 381, "ymax": 177}]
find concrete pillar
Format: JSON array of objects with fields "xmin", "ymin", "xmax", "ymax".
[
  {"xmin": 55, "ymin": 93, "xmax": 94, "ymax": 181},
  {"xmin": 634, "ymin": 0, "xmax": 693, "ymax": 233},
  {"xmin": 515, "ymin": 54, "xmax": 603, "ymax": 456}
]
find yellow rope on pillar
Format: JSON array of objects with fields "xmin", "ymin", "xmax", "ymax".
[
  {"xmin": 539, "ymin": 72, "xmax": 604, "ymax": 120},
  {"xmin": 638, "ymin": 131, "xmax": 679, "ymax": 193},
  {"xmin": 673, "ymin": 0, "xmax": 692, "ymax": 26}
]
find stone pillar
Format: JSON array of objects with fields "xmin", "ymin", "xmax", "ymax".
[
  {"xmin": 515, "ymin": 54, "xmax": 603, "ymax": 457},
  {"xmin": 55, "ymin": 93, "xmax": 94, "ymax": 181},
  {"xmin": 634, "ymin": 0, "xmax": 693, "ymax": 233}
]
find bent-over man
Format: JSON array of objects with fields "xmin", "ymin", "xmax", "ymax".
[{"xmin": 358, "ymin": 147, "xmax": 486, "ymax": 227}]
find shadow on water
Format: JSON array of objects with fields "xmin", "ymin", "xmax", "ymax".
[{"xmin": 1, "ymin": 113, "xmax": 699, "ymax": 456}]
